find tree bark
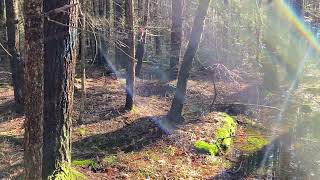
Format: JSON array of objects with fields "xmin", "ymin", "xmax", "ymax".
[
  {"xmin": 79, "ymin": 4, "xmax": 86, "ymax": 123},
  {"xmin": 168, "ymin": 0, "xmax": 210, "ymax": 123},
  {"xmin": 0, "ymin": 0, "xmax": 4, "ymax": 22},
  {"xmin": 6, "ymin": 0, "xmax": 25, "ymax": 113},
  {"xmin": 135, "ymin": 0, "xmax": 149, "ymax": 77},
  {"xmin": 169, "ymin": 0, "xmax": 183, "ymax": 80},
  {"xmin": 124, "ymin": 0, "xmax": 135, "ymax": 110},
  {"xmin": 114, "ymin": 0, "xmax": 126, "ymax": 69},
  {"xmin": 42, "ymin": 0, "xmax": 78, "ymax": 178},
  {"xmin": 23, "ymin": 0, "xmax": 44, "ymax": 178}
]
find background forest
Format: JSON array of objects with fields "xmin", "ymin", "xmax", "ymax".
[{"xmin": 0, "ymin": 0, "xmax": 320, "ymax": 179}]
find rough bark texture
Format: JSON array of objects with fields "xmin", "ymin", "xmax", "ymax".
[
  {"xmin": 168, "ymin": 0, "xmax": 210, "ymax": 122},
  {"xmin": 6, "ymin": 0, "xmax": 25, "ymax": 113},
  {"xmin": 124, "ymin": 0, "xmax": 135, "ymax": 110},
  {"xmin": 43, "ymin": 0, "xmax": 78, "ymax": 178},
  {"xmin": 169, "ymin": 0, "xmax": 183, "ymax": 80},
  {"xmin": 135, "ymin": 0, "xmax": 149, "ymax": 77},
  {"xmin": 23, "ymin": 0, "xmax": 44, "ymax": 178}
]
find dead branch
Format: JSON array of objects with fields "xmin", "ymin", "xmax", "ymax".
[{"xmin": 0, "ymin": 42, "xmax": 12, "ymax": 57}]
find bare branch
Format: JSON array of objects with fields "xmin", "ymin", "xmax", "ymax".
[{"xmin": 0, "ymin": 42, "xmax": 12, "ymax": 57}]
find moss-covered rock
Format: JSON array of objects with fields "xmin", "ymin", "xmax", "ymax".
[
  {"xmin": 194, "ymin": 140, "xmax": 219, "ymax": 155},
  {"xmin": 49, "ymin": 163, "xmax": 86, "ymax": 180},
  {"xmin": 194, "ymin": 113, "xmax": 237, "ymax": 156},
  {"xmin": 72, "ymin": 159, "xmax": 98, "ymax": 169},
  {"xmin": 215, "ymin": 113, "xmax": 237, "ymax": 151},
  {"xmin": 239, "ymin": 136, "xmax": 268, "ymax": 153}
]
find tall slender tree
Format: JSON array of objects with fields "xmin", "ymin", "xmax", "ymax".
[
  {"xmin": 114, "ymin": 0, "xmax": 126, "ymax": 69},
  {"xmin": 6, "ymin": 0, "xmax": 25, "ymax": 113},
  {"xmin": 0, "ymin": 0, "xmax": 4, "ymax": 23},
  {"xmin": 124, "ymin": 0, "xmax": 135, "ymax": 110},
  {"xmin": 168, "ymin": 0, "xmax": 211, "ymax": 122},
  {"xmin": 23, "ymin": 0, "xmax": 44, "ymax": 178},
  {"xmin": 79, "ymin": 0, "xmax": 86, "ymax": 123},
  {"xmin": 135, "ymin": 0, "xmax": 149, "ymax": 77},
  {"xmin": 42, "ymin": 0, "xmax": 79, "ymax": 178},
  {"xmin": 0, "ymin": 0, "xmax": 6, "ymax": 63},
  {"xmin": 169, "ymin": 0, "xmax": 183, "ymax": 80}
]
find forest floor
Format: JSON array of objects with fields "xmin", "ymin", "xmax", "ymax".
[{"xmin": 0, "ymin": 63, "xmax": 283, "ymax": 180}]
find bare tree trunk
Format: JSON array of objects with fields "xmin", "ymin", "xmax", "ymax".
[
  {"xmin": 42, "ymin": 0, "xmax": 78, "ymax": 178},
  {"xmin": 23, "ymin": 0, "xmax": 43, "ymax": 178},
  {"xmin": 168, "ymin": 0, "xmax": 210, "ymax": 123},
  {"xmin": 6, "ymin": 0, "xmax": 24, "ymax": 113},
  {"xmin": 0, "ymin": 0, "xmax": 5, "ymax": 64},
  {"xmin": 114, "ymin": 0, "xmax": 126, "ymax": 69},
  {"xmin": 153, "ymin": 0, "xmax": 161, "ymax": 56},
  {"xmin": 0, "ymin": 0, "xmax": 4, "ymax": 22},
  {"xmin": 124, "ymin": 0, "xmax": 135, "ymax": 110},
  {"xmin": 135, "ymin": 0, "xmax": 149, "ymax": 77},
  {"xmin": 169, "ymin": 0, "xmax": 183, "ymax": 80},
  {"xmin": 79, "ymin": 4, "xmax": 86, "ymax": 123}
]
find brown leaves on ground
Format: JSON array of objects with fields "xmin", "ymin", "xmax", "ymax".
[{"xmin": 0, "ymin": 66, "xmax": 276, "ymax": 179}]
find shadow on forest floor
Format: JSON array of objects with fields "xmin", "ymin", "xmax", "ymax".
[
  {"xmin": 0, "ymin": 135, "xmax": 22, "ymax": 146},
  {"xmin": 0, "ymin": 100, "xmax": 23, "ymax": 123},
  {"xmin": 72, "ymin": 116, "xmax": 167, "ymax": 159}
]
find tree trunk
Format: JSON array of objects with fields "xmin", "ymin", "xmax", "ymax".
[
  {"xmin": 153, "ymin": 1, "xmax": 161, "ymax": 56},
  {"xmin": 135, "ymin": 0, "xmax": 149, "ymax": 77},
  {"xmin": 0, "ymin": 0, "xmax": 5, "ymax": 64},
  {"xmin": 79, "ymin": 4, "xmax": 86, "ymax": 123},
  {"xmin": 169, "ymin": 0, "xmax": 183, "ymax": 80},
  {"xmin": 23, "ymin": 0, "xmax": 44, "ymax": 178},
  {"xmin": 0, "ymin": 0, "xmax": 4, "ymax": 22},
  {"xmin": 6, "ymin": 0, "xmax": 24, "ymax": 113},
  {"xmin": 155, "ymin": 35, "xmax": 161, "ymax": 55},
  {"xmin": 124, "ymin": 0, "xmax": 135, "ymax": 110},
  {"xmin": 42, "ymin": 0, "xmax": 78, "ymax": 178},
  {"xmin": 168, "ymin": 0, "xmax": 210, "ymax": 123},
  {"xmin": 114, "ymin": 0, "xmax": 126, "ymax": 69}
]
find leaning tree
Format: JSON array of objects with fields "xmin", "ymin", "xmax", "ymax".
[{"xmin": 168, "ymin": 0, "xmax": 211, "ymax": 122}]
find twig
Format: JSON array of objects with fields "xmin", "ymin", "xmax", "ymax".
[{"xmin": 0, "ymin": 42, "xmax": 12, "ymax": 57}]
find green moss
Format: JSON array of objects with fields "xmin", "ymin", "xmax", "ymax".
[
  {"xmin": 194, "ymin": 113, "xmax": 237, "ymax": 156},
  {"xmin": 193, "ymin": 140, "xmax": 219, "ymax": 155},
  {"xmin": 215, "ymin": 113, "xmax": 237, "ymax": 150},
  {"xmin": 240, "ymin": 136, "xmax": 268, "ymax": 152},
  {"xmin": 78, "ymin": 128, "xmax": 87, "ymax": 137},
  {"xmin": 103, "ymin": 155, "xmax": 118, "ymax": 166},
  {"xmin": 72, "ymin": 159, "xmax": 98, "ymax": 169},
  {"xmin": 49, "ymin": 163, "xmax": 86, "ymax": 180}
]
